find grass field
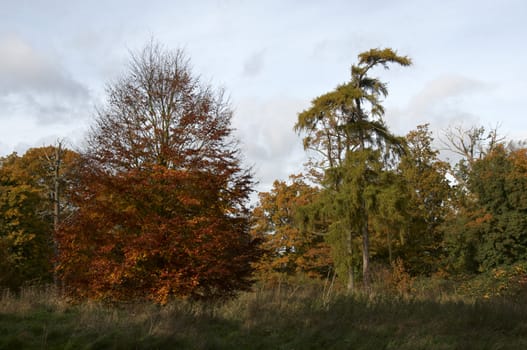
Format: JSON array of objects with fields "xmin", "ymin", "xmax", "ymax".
[{"xmin": 1, "ymin": 277, "xmax": 526, "ymax": 350}]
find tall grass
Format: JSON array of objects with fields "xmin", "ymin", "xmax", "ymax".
[{"xmin": 0, "ymin": 275, "xmax": 526, "ymax": 349}]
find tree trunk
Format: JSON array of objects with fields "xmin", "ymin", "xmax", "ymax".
[
  {"xmin": 357, "ymin": 123, "xmax": 371, "ymax": 292},
  {"xmin": 361, "ymin": 209, "xmax": 371, "ymax": 292},
  {"xmin": 347, "ymin": 228, "xmax": 355, "ymax": 292},
  {"xmin": 51, "ymin": 143, "xmax": 63, "ymax": 289}
]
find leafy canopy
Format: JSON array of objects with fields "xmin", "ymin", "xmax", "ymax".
[{"xmin": 57, "ymin": 41, "xmax": 260, "ymax": 303}]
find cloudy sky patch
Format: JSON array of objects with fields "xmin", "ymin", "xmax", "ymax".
[
  {"xmin": 0, "ymin": 34, "xmax": 88, "ymax": 97},
  {"xmin": 0, "ymin": 0, "xmax": 526, "ymax": 197},
  {"xmin": 242, "ymin": 49, "xmax": 266, "ymax": 77},
  {"xmin": 0, "ymin": 33, "xmax": 91, "ymax": 127}
]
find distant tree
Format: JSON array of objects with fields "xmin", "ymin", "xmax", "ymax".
[
  {"xmin": 443, "ymin": 144, "xmax": 527, "ymax": 273},
  {"xmin": 441, "ymin": 124, "xmax": 504, "ymax": 194},
  {"xmin": 56, "ymin": 42, "xmax": 260, "ymax": 303},
  {"xmin": 468, "ymin": 146, "xmax": 527, "ymax": 269},
  {"xmin": 442, "ymin": 124, "xmax": 503, "ymax": 166},
  {"xmin": 397, "ymin": 125, "xmax": 452, "ymax": 274},
  {"xmin": 0, "ymin": 157, "xmax": 51, "ymax": 289},
  {"xmin": 0, "ymin": 146, "xmax": 78, "ymax": 289},
  {"xmin": 295, "ymin": 48, "xmax": 411, "ymax": 290},
  {"xmin": 251, "ymin": 175, "xmax": 332, "ymax": 279}
]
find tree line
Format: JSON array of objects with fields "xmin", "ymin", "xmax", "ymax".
[{"xmin": 1, "ymin": 42, "xmax": 526, "ymax": 302}]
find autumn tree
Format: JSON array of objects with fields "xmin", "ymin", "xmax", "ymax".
[
  {"xmin": 0, "ymin": 154, "xmax": 51, "ymax": 289},
  {"xmin": 295, "ymin": 48, "xmax": 411, "ymax": 290},
  {"xmin": 396, "ymin": 125, "xmax": 452, "ymax": 274},
  {"xmin": 0, "ymin": 146, "xmax": 78, "ymax": 289},
  {"xmin": 56, "ymin": 42, "xmax": 260, "ymax": 303},
  {"xmin": 251, "ymin": 175, "xmax": 332, "ymax": 279}
]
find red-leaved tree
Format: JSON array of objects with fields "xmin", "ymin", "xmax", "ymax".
[{"xmin": 56, "ymin": 42, "xmax": 260, "ymax": 303}]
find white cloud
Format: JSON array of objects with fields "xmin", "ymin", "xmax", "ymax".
[
  {"xmin": 0, "ymin": 34, "xmax": 87, "ymax": 96},
  {"xmin": 407, "ymin": 75, "xmax": 490, "ymax": 118},
  {"xmin": 233, "ymin": 96, "xmax": 308, "ymax": 192},
  {"xmin": 387, "ymin": 74, "xmax": 492, "ymax": 136},
  {"xmin": 0, "ymin": 33, "xmax": 91, "ymax": 124}
]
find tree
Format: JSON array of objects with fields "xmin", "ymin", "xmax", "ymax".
[
  {"xmin": 25, "ymin": 143, "xmax": 79, "ymax": 286},
  {"xmin": 443, "ymin": 144, "xmax": 527, "ymax": 273},
  {"xmin": 251, "ymin": 175, "xmax": 332, "ymax": 279},
  {"xmin": 442, "ymin": 124, "xmax": 503, "ymax": 166},
  {"xmin": 467, "ymin": 145, "xmax": 527, "ymax": 269},
  {"xmin": 0, "ymin": 156, "xmax": 51, "ymax": 289},
  {"xmin": 56, "ymin": 42, "xmax": 260, "ymax": 303},
  {"xmin": 397, "ymin": 125, "xmax": 452, "ymax": 274},
  {"xmin": 295, "ymin": 48, "xmax": 411, "ymax": 290},
  {"xmin": 321, "ymin": 149, "xmax": 386, "ymax": 290},
  {"xmin": 441, "ymin": 124, "xmax": 504, "ymax": 195},
  {"xmin": 370, "ymin": 167, "xmax": 408, "ymax": 267},
  {"xmin": 0, "ymin": 147, "xmax": 79, "ymax": 289},
  {"xmin": 439, "ymin": 125, "xmax": 524, "ymax": 273}
]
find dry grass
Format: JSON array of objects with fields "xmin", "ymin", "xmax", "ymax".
[{"xmin": 0, "ymin": 274, "xmax": 526, "ymax": 349}]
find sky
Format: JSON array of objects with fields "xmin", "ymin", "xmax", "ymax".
[{"xmin": 1, "ymin": 0, "xmax": 526, "ymax": 197}]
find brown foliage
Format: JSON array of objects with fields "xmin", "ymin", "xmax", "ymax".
[
  {"xmin": 251, "ymin": 175, "xmax": 332, "ymax": 279},
  {"xmin": 56, "ymin": 42, "xmax": 260, "ymax": 303},
  {"xmin": 58, "ymin": 166, "xmax": 259, "ymax": 303}
]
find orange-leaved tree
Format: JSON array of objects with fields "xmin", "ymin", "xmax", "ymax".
[
  {"xmin": 56, "ymin": 41, "xmax": 260, "ymax": 303},
  {"xmin": 251, "ymin": 175, "xmax": 332, "ymax": 280}
]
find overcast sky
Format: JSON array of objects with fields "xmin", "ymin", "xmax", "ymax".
[{"xmin": 1, "ymin": 0, "xmax": 526, "ymax": 196}]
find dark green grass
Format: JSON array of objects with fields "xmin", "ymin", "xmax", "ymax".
[{"xmin": 1, "ymin": 284, "xmax": 526, "ymax": 349}]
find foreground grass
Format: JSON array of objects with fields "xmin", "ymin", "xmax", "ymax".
[{"xmin": 1, "ymin": 282, "xmax": 526, "ymax": 349}]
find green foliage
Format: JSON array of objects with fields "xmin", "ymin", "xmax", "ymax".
[
  {"xmin": 0, "ymin": 154, "xmax": 54, "ymax": 289},
  {"xmin": 357, "ymin": 48, "xmax": 413, "ymax": 68},
  {"xmin": 442, "ymin": 214, "xmax": 480, "ymax": 273},
  {"xmin": 304, "ymin": 150, "xmax": 410, "ymax": 288},
  {"xmin": 295, "ymin": 47, "xmax": 411, "ymax": 290},
  {"xmin": 295, "ymin": 48, "xmax": 410, "ymax": 173},
  {"xmin": 475, "ymin": 211, "xmax": 527, "ymax": 269},
  {"xmin": 321, "ymin": 150, "xmax": 383, "ymax": 281},
  {"xmin": 397, "ymin": 125, "xmax": 453, "ymax": 274},
  {"xmin": 443, "ymin": 145, "xmax": 527, "ymax": 274},
  {"xmin": 0, "ymin": 146, "xmax": 79, "ymax": 289}
]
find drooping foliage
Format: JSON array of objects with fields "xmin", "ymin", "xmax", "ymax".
[
  {"xmin": 295, "ymin": 48, "xmax": 411, "ymax": 290},
  {"xmin": 321, "ymin": 149, "xmax": 385, "ymax": 289},
  {"xmin": 56, "ymin": 42, "xmax": 260, "ymax": 303},
  {"xmin": 295, "ymin": 48, "xmax": 411, "ymax": 174}
]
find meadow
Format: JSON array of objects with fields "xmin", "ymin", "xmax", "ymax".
[{"xmin": 1, "ymin": 273, "xmax": 526, "ymax": 350}]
